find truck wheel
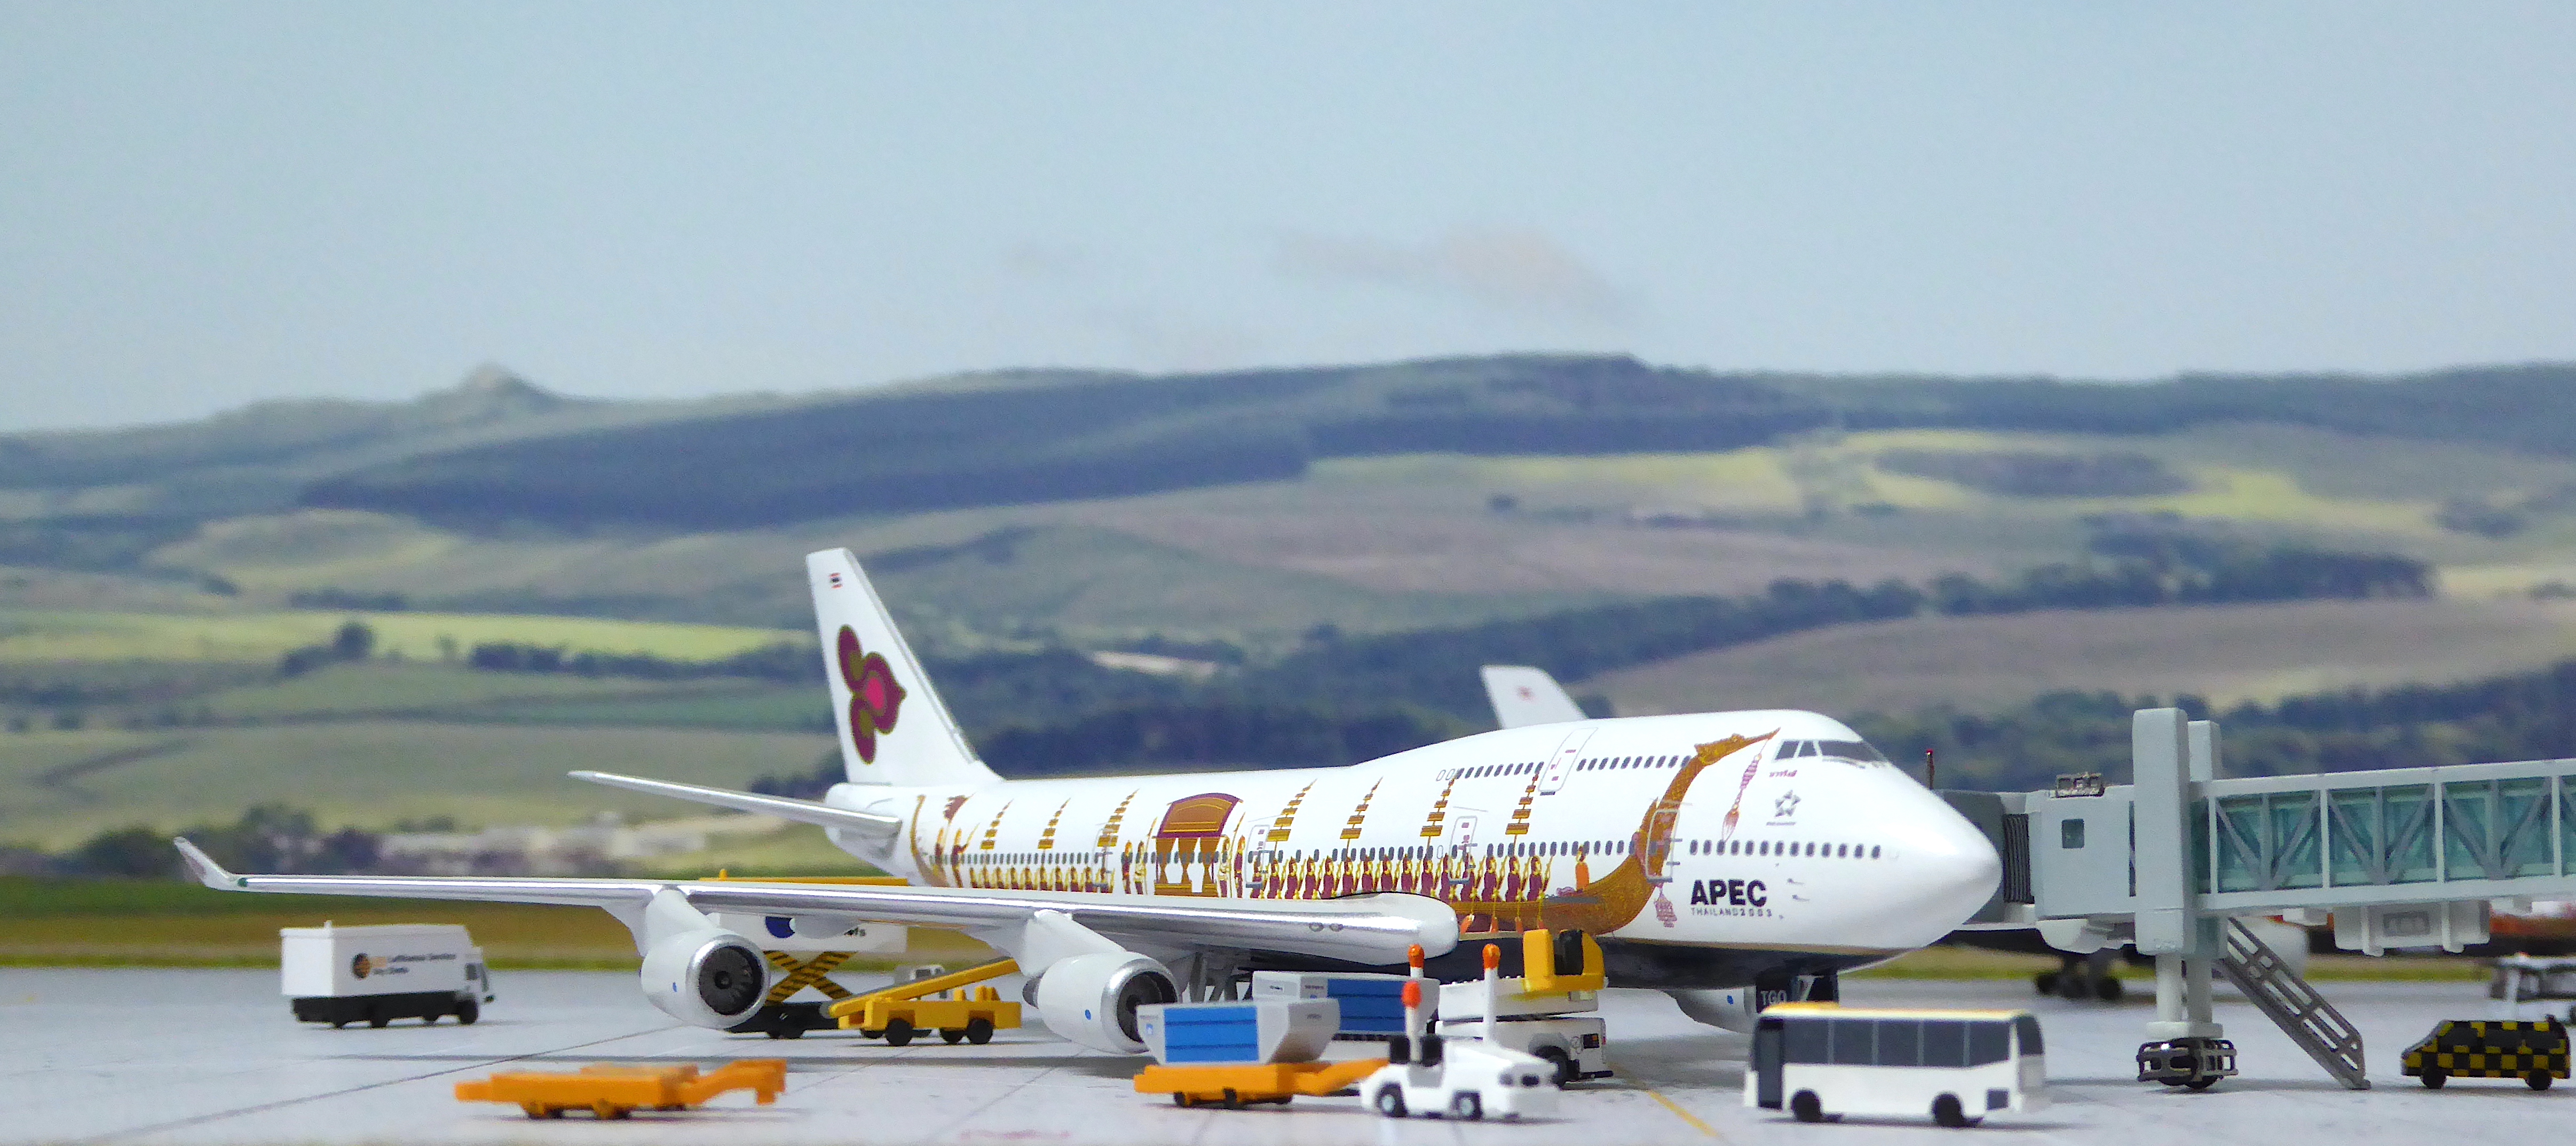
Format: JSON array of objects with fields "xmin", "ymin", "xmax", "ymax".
[
  {"xmin": 1450, "ymin": 1092, "xmax": 1483, "ymax": 1120},
  {"xmin": 1221, "ymin": 1089, "xmax": 1243, "ymax": 1110},
  {"xmin": 2093, "ymin": 975, "xmax": 2125, "ymax": 1002},
  {"xmin": 965, "ymin": 1018, "xmax": 994, "ymax": 1045},
  {"xmin": 456, "ymin": 1000, "xmax": 479, "ymax": 1025},
  {"xmin": 2033, "ymin": 971, "xmax": 2059, "ymax": 995},
  {"xmin": 1537, "ymin": 1047, "xmax": 1576, "ymax": 1087},
  {"xmin": 1374, "ymin": 1085, "xmax": 1408, "ymax": 1118},
  {"xmin": 2527, "ymin": 1071, "xmax": 2553, "ymax": 1091},
  {"xmin": 1790, "ymin": 1091, "xmax": 1824, "ymax": 1123},
  {"xmin": 883, "ymin": 1018, "xmax": 916, "ymax": 1047},
  {"xmin": 367, "ymin": 1007, "xmax": 389, "ymax": 1029},
  {"xmin": 1931, "ymin": 1094, "xmax": 1979, "ymax": 1128},
  {"xmin": 941, "ymin": 1028, "xmax": 965, "ymax": 1045},
  {"xmin": 2420, "ymin": 1069, "xmax": 2446, "ymax": 1089}
]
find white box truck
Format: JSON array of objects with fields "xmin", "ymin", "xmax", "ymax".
[{"xmin": 281, "ymin": 923, "xmax": 493, "ymax": 1028}]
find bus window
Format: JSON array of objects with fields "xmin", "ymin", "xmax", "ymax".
[
  {"xmin": 1874, "ymin": 1019, "xmax": 1920, "ymax": 1067},
  {"xmin": 1968, "ymin": 1021, "xmax": 2011, "ymax": 1066},
  {"xmin": 1829, "ymin": 1018, "xmax": 1875, "ymax": 1065},
  {"xmin": 1920, "ymin": 1020, "xmax": 1967, "ymax": 1068},
  {"xmin": 1784, "ymin": 1018, "xmax": 1829, "ymax": 1064},
  {"xmin": 2013, "ymin": 1015, "xmax": 2045, "ymax": 1055}
]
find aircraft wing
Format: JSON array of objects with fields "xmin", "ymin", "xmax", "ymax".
[
  {"xmin": 171, "ymin": 837, "xmax": 1452, "ymax": 965},
  {"xmin": 570, "ymin": 770, "xmax": 902, "ymax": 840}
]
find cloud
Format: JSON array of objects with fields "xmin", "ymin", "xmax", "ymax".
[{"xmin": 1271, "ymin": 227, "xmax": 1635, "ymax": 321}]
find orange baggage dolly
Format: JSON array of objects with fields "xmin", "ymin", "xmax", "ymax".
[{"xmin": 455, "ymin": 1059, "xmax": 787, "ymax": 1119}]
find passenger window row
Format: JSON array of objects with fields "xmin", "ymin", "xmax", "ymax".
[
  {"xmin": 1578, "ymin": 754, "xmax": 1679, "ymax": 771},
  {"xmin": 1782, "ymin": 1018, "xmax": 2017, "ymax": 1068},
  {"xmin": 1683, "ymin": 838, "xmax": 1883, "ymax": 860},
  {"xmin": 1772, "ymin": 739, "xmax": 1890, "ymax": 763},
  {"xmin": 1449, "ymin": 762, "xmax": 1540, "ymax": 780}
]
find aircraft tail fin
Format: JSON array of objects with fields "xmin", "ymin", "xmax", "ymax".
[
  {"xmin": 1480, "ymin": 665, "xmax": 1589, "ymax": 729},
  {"xmin": 807, "ymin": 548, "xmax": 1000, "ymax": 788}
]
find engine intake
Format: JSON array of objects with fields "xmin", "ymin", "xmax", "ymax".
[
  {"xmin": 1031, "ymin": 951, "xmax": 1178, "ymax": 1054},
  {"xmin": 639, "ymin": 929, "xmax": 769, "ymax": 1028}
]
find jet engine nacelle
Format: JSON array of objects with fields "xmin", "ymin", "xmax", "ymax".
[
  {"xmin": 1668, "ymin": 987, "xmax": 1759, "ymax": 1034},
  {"xmin": 1031, "ymin": 951, "xmax": 1179, "ymax": 1054},
  {"xmin": 639, "ymin": 929, "xmax": 769, "ymax": 1028}
]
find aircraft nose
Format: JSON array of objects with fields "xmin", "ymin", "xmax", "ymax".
[
  {"xmin": 1877, "ymin": 785, "xmax": 2002, "ymax": 946},
  {"xmin": 1922, "ymin": 807, "xmax": 2003, "ymax": 927}
]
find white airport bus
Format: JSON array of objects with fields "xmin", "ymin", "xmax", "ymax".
[{"xmin": 1747, "ymin": 1004, "xmax": 2048, "ymax": 1127}]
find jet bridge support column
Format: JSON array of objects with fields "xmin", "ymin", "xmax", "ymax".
[{"xmin": 2135, "ymin": 709, "xmax": 2239, "ymax": 1088}]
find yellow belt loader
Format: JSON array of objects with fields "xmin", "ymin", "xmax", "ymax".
[{"xmin": 826, "ymin": 958, "xmax": 1024, "ymax": 1046}]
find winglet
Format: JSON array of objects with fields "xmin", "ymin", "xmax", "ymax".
[{"xmin": 171, "ymin": 837, "xmax": 244, "ymax": 890}]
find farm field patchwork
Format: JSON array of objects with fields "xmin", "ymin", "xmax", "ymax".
[{"xmin": 1586, "ymin": 596, "xmax": 2576, "ymax": 718}]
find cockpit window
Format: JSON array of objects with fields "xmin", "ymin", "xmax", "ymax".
[{"xmin": 1815, "ymin": 739, "xmax": 1888, "ymax": 763}]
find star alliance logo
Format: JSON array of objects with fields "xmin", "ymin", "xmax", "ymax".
[{"xmin": 1772, "ymin": 790, "xmax": 1800, "ymax": 819}]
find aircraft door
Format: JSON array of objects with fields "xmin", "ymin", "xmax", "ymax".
[
  {"xmin": 1446, "ymin": 812, "xmax": 1481, "ymax": 851},
  {"xmin": 1538, "ymin": 728, "xmax": 1594, "ymax": 795}
]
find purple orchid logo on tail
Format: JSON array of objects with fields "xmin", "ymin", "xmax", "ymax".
[{"xmin": 836, "ymin": 625, "xmax": 907, "ymax": 764}]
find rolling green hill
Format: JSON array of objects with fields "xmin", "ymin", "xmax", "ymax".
[{"xmin": 12, "ymin": 353, "xmax": 2576, "ymax": 856}]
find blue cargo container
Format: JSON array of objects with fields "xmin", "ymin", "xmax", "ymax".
[
  {"xmin": 1136, "ymin": 999, "xmax": 1340, "ymax": 1065},
  {"xmin": 1250, "ymin": 971, "xmax": 1418, "ymax": 1037}
]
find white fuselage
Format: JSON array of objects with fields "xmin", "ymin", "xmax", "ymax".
[{"xmin": 821, "ymin": 709, "xmax": 1999, "ymax": 973}]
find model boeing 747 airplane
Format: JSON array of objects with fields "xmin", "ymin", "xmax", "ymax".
[{"xmin": 176, "ymin": 549, "xmax": 1999, "ymax": 1053}]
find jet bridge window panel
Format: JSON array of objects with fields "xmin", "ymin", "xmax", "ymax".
[
  {"xmin": 2327, "ymin": 785, "xmax": 2440, "ymax": 887},
  {"xmin": 2440, "ymin": 777, "xmax": 2557, "ymax": 881},
  {"xmin": 2209, "ymin": 791, "xmax": 2324, "ymax": 894},
  {"xmin": 2563, "ymin": 779, "xmax": 2576, "ymax": 876}
]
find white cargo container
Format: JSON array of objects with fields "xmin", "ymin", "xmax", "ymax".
[{"xmin": 281, "ymin": 923, "xmax": 494, "ymax": 1028}]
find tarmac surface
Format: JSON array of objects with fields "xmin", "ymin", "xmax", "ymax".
[{"xmin": 4, "ymin": 967, "xmax": 2570, "ymax": 1144}]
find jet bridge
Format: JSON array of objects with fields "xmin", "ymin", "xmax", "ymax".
[{"xmin": 1950, "ymin": 708, "xmax": 2576, "ymax": 1090}]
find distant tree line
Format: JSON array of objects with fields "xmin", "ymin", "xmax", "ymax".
[
  {"xmin": 19, "ymin": 804, "xmax": 380, "ymax": 880},
  {"xmin": 464, "ymin": 640, "xmax": 819, "ymax": 683},
  {"xmin": 1874, "ymin": 449, "xmax": 2191, "ymax": 497},
  {"xmin": 289, "ymin": 588, "xmax": 409, "ymax": 611},
  {"xmin": 278, "ymin": 620, "xmax": 378, "ymax": 676}
]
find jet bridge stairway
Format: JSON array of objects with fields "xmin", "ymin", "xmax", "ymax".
[{"xmin": 2214, "ymin": 917, "xmax": 2369, "ymax": 1089}]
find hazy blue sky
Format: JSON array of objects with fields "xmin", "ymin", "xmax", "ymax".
[{"xmin": 4, "ymin": 3, "xmax": 2571, "ymax": 430}]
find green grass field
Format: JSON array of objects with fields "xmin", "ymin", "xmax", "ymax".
[
  {"xmin": 0, "ymin": 877, "xmax": 993, "ymax": 968},
  {"xmin": 0, "ymin": 607, "xmax": 802, "ymax": 664},
  {"xmin": 0, "ymin": 721, "xmax": 834, "ymax": 847}
]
